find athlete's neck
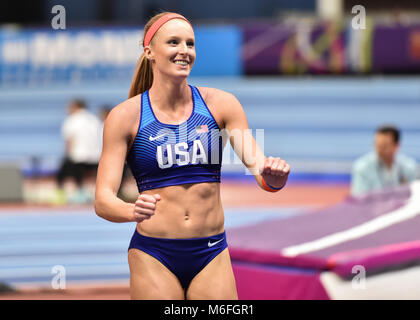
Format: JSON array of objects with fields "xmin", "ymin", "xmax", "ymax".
[{"xmin": 149, "ymin": 77, "xmax": 190, "ymax": 113}]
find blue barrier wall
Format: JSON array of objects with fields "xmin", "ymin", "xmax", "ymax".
[{"xmin": 191, "ymin": 25, "xmax": 242, "ymax": 76}]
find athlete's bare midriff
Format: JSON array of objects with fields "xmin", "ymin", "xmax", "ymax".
[{"xmin": 136, "ymin": 181, "xmax": 225, "ymax": 239}]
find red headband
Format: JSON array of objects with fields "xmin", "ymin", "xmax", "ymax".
[{"xmin": 143, "ymin": 13, "xmax": 192, "ymax": 47}]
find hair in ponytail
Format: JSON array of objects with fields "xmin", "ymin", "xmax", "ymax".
[
  {"xmin": 128, "ymin": 12, "xmax": 172, "ymax": 98},
  {"xmin": 128, "ymin": 53, "xmax": 153, "ymax": 98}
]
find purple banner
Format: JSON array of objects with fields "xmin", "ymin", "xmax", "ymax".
[
  {"xmin": 372, "ymin": 24, "xmax": 420, "ymax": 72},
  {"xmin": 242, "ymin": 21, "xmax": 348, "ymax": 75},
  {"xmin": 242, "ymin": 21, "xmax": 420, "ymax": 75}
]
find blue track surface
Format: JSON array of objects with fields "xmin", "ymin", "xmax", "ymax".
[{"xmin": 0, "ymin": 206, "xmax": 303, "ymax": 287}]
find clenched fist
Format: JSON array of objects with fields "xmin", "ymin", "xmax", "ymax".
[
  {"xmin": 132, "ymin": 193, "xmax": 161, "ymax": 223},
  {"xmin": 261, "ymin": 156, "xmax": 290, "ymax": 191}
]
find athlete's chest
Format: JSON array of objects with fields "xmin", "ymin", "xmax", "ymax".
[{"xmin": 139, "ymin": 116, "xmax": 220, "ymax": 169}]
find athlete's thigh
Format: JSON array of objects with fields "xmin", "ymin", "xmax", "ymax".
[
  {"xmin": 186, "ymin": 248, "xmax": 238, "ymax": 300},
  {"xmin": 128, "ymin": 248, "xmax": 185, "ymax": 300}
]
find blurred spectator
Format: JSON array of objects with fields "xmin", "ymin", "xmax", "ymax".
[
  {"xmin": 52, "ymin": 99, "xmax": 102, "ymax": 204},
  {"xmin": 351, "ymin": 125, "xmax": 417, "ymax": 196}
]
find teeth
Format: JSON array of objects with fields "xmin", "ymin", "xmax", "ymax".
[{"xmin": 174, "ymin": 60, "xmax": 188, "ymax": 65}]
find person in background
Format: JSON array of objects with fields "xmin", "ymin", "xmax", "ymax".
[
  {"xmin": 52, "ymin": 99, "xmax": 102, "ymax": 204},
  {"xmin": 351, "ymin": 125, "xmax": 417, "ymax": 196}
]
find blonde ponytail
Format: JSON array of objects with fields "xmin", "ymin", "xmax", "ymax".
[{"xmin": 128, "ymin": 53, "xmax": 153, "ymax": 98}]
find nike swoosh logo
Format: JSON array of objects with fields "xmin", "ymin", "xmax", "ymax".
[
  {"xmin": 208, "ymin": 238, "xmax": 224, "ymax": 247},
  {"xmin": 149, "ymin": 132, "xmax": 168, "ymax": 141}
]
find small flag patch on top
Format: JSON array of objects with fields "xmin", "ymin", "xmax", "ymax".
[{"xmin": 195, "ymin": 124, "xmax": 208, "ymax": 134}]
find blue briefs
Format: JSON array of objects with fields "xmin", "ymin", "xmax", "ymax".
[{"xmin": 128, "ymin": 228, "xmax": 228, "ymax": 289}]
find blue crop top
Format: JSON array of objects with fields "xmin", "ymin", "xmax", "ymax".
[{"xmin": 126, "ymin": 85, "xmax": 223, "ymax": 192}]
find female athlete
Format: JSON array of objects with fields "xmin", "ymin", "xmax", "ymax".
[{"xmin": 94, "ymin": 12, "xmax": 290, "ymax": 300}]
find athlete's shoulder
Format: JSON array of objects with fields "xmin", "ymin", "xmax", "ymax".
[
  {"xmin": 196, "ymin": 87, "xmax": 243, "ymax": 121},
  {"xmin": 108, "ymin": 94, "xmax": 141, "ymax": 121},
  {"xmin": 196, "ymin": 87, "xmax": 240, "ymax": 106},
  {"xmin": 196, "ymin": 87, "xmax": 246, "ymax": 129},
  {"xmin": 104, "ymin": 94, "xmax": 141, "ymax": 135}
]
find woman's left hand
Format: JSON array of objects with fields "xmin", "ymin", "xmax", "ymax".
[{"xmin": 261, "ymin": 156, "xmax": 290, "ymax": 190}]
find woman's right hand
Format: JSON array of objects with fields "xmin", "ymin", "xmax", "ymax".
[{"xmin": 132, "ymin": 193, "xmax": 161, "ymax": 222}]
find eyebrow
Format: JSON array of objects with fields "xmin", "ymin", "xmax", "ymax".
[{"xmin": 166, "ymin": 35, "xmax": 195, "ymax": 41}]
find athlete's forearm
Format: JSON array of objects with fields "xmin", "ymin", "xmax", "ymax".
[{"xmin": 94, "ymin": 190, "xmax": 135, "ymax": 223}]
